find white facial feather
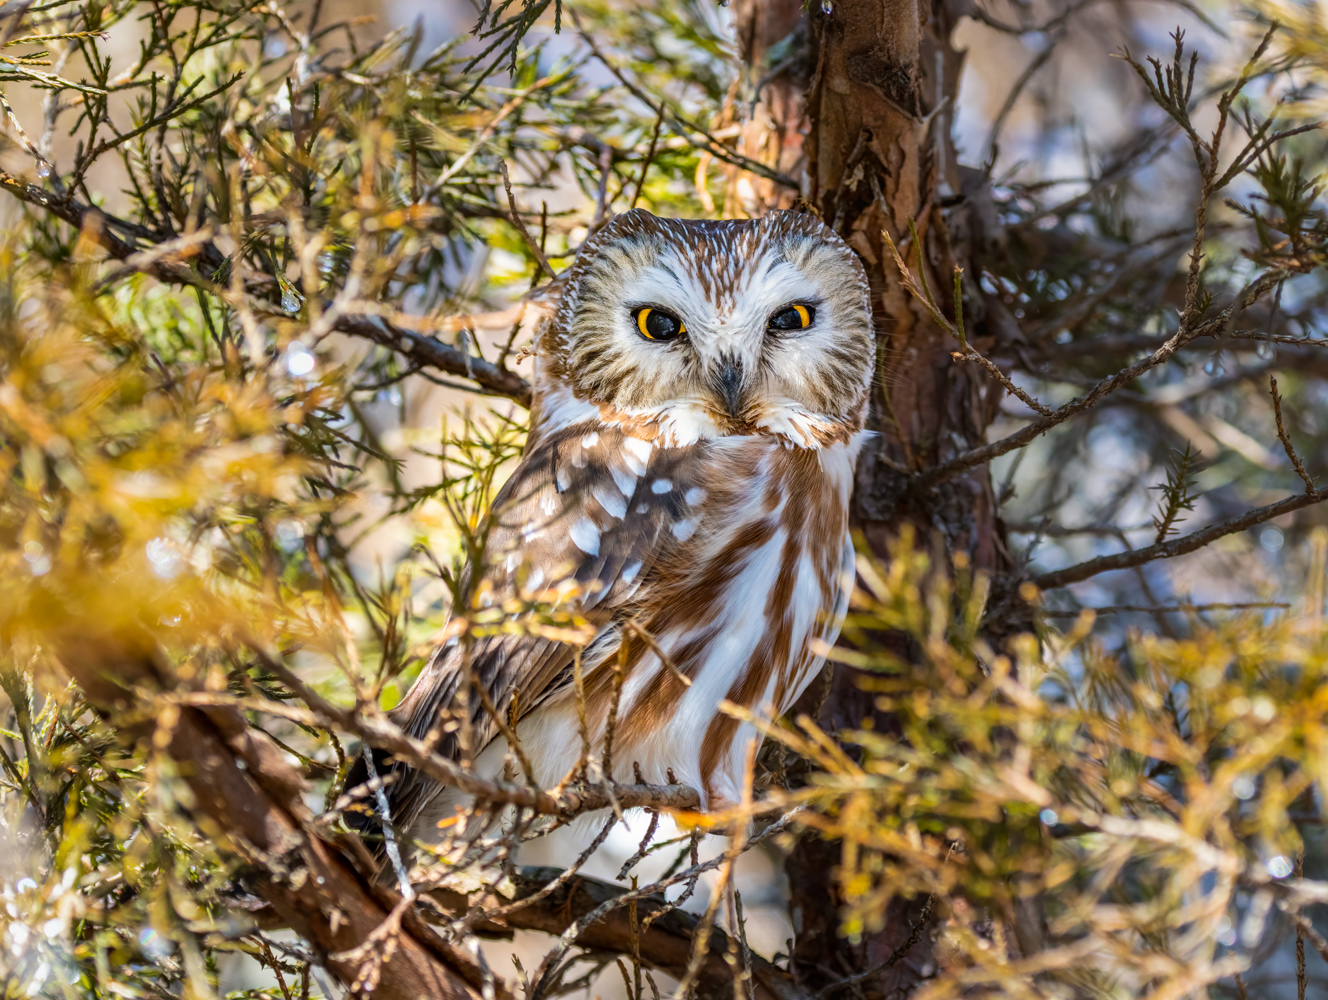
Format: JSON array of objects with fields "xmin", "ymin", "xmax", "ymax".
[{"xmin": 533, "ymin": 209, "xmax": 874, "ymax": 447}]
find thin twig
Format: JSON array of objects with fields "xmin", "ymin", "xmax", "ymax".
[
  {"xmin": 590, "ymin": 143, "xmax": 613, "ymax": 234},
  {"xmin": 568, "ymin": 8, "xmax": 795, "ymax": 190},
  {"xmin": 1039, "ymin": 601, "xmax": 1288, "ymax": 616},
  {"xmin": 815, "ymin": 894, "xmax": 937, "ymax": 998},
  {"xmin": 956, "ymin": 350, "xmax": 1053, "ymax": 416},
  {"xmin": 629, "ymin": 107, "xmax": 665, "ymax": 210},
  {"xmin": 1270, "ymin": 376, "xmax": 1317, "ymax": 495},
  {"xmin": 498, "ymin": 158, "xmax": 556, "ymax": 280},
  {"xmin": 1297, "ymin": 854, "xmax": 1309, "ymax": 1000},
  {"xmin": 1031, "ymin": 489, "xmax": 1327, "ymax": 589},
  {"xmin": 914, "ymin": 269, "xmax": 1288, "ymax": 491}
]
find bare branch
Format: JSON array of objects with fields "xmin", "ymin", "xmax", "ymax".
[
  {"xmin": 489, "ymin": 866, "xmax": 813, "ymax": 1000},
  {"xmin": 498, "ymin": 158, "xmax": 556, "ymax": 281},
  {"xmin": 54, "ymin": 634, "xmax": 491, "ymax": 1000},
  {"xmin": 249, "ymin": 652, "xmax": 697, "ymax": 816},
  {"xmin": 1031, "ymin": 489, "xmax": 1326, "ymax": 589},
  {"xmin": 1270, "ymin": 376, "xmax": 1317, "ymax": 494},
  {"xmin": 1039, "ymin": 601, "xmax": 1289, "ymax": 616},
  {"xmin": 913, "ymin": 270, "xmax": 1288, "ymax": 491},
  {"xmin": 332, "ymin": 315, "xmax": 532, "ymax": 405}
]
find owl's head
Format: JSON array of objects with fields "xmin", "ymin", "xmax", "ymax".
[{"xmin": 534, "ymin": 209, "xmax": 874, "ymax": 445}]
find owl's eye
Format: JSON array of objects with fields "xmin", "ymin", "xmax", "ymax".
[
  {"xmin": 769, "ymin": 304, "xmax": 814, "ymax": 331},
  {"xmin": 634, "ymin": 307, "xmax": 686, "ymax": 342}
]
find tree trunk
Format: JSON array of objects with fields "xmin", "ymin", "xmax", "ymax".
[{"xmin": 733, "ymin": 0, "xmax": 1011, "ymax": 993}]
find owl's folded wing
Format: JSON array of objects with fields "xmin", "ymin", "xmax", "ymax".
[{"xmin": 377, "ymin": 420, "xmax": 707, "ymax": 833}]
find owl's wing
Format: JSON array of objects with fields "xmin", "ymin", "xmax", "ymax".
[{"xmin": 377, "ymin": 420, "xmax": 706, "ymax": 834}]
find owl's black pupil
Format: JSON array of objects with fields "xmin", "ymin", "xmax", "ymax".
[
  {"xmin": 771, "ymin": 307, "xmax": 805, "ymax": 330},
  {"xmin": 646, "ymin": 310, "xmax": 681, "ymax": 340}
]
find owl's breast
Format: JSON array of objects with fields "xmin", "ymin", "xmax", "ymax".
[
  {"xmin": 600, "ymin": 433, "xmax": 861, "ymax": 805},
  {"xmin": 473, "ymin": 420, "xmax": 862, "ymax": 809}
]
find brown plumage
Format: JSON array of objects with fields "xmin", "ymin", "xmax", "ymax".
[{"xmin": 365, "ymin": 208, "xmax": 875, "ymax": 842}]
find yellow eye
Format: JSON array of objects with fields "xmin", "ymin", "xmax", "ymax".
[
  {"xmin": 635, "ymin": 307, "xmax": 685, "ymax": 341},
  {"xmin": 769, "ymin": 304, "xmax": 813, "ymax": 331}
]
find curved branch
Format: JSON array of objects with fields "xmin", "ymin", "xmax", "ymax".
[{"xmin": 490, "ymin": 866, "xmax": 814, "ymax": 1000}]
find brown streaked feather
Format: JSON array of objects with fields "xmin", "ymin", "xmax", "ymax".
[{"xmin": 383, "ymin": 420, "xmax": 708, "ymax": 831}]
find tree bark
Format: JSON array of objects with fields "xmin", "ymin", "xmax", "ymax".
[{"xmin": 733, "ymin": 0, "xmax": 1010, "ymax": 993}]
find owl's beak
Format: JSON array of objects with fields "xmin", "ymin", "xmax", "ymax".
[{"xmin": 714, "ymin": 357, "xmax": 745, "ymax": 418}]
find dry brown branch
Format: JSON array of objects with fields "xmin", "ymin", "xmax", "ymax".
[
  {"xmin": 914, "ymin": 269, "xmax": 1288, "ymax": 491},
  {"xmin": 955, "ymin": 350, "xmax": 1054, "ymax": 416},
  {"xmin": 526, "ymin": 813, "xmax": 800, "ymax": 1000},
  {"xmin": 224, "ymin": 832, "xmax": 815, "ymax": 998},
  {"xmin": 882, "ymin": 228, "xmax": 1053, "ymax": 416},
  {"xmin": 334, "ymin": 314, "xmax": 532, "ymax": 405},
  {"xmin": 0, "ymin": 170, "xmax": 205, "ymax": 285},
  {"xmin": 250, "ymin": 652, "xmax": 700, "ymax": 815},
  {"xmin": 1282, "ymin": 905, "xmax": 1328, "ymax": 971},
  {"xmin": 590, "ymin": 144, "xmax": 615, "ymax": 234},
  {"xmin": 1039, "ymin": 601, "xmax": 1289, "ymax": 616},
  {"xmin": 430, "ymin": 866, "xmax": 814, "ymax": 1000},
  {"xmin": 1031, "ymin": 489, "xmax": 1327, "ymax": 589},
  {"xmin": 499, "ymin": 158, "xmax": 556, "ymax": 281},
  {"xmin": 1270, "ymin": 376, "xmax": 1317, "ymax": 494},
  {"xmin": 629, "ymin": 107, "xmax": 665, "ymax": 209}
]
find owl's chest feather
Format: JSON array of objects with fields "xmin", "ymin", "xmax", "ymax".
[
  {"xmin": 589, "ymin": 433, "xmax": 859, "ymax": 803},
  {"xmin": 485, "ymin": 420, "xmax": 861, "ymax": 808}
]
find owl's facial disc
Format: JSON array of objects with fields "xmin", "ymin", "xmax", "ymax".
[{"xmin": 546, "ymin": 209, "xmax": 875, "ymax": 437}]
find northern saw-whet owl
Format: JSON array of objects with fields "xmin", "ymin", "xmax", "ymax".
[{"xmin": 362, "ymin": 208, "xmax": 875, "ymax": 844}]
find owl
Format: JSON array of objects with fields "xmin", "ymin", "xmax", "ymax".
[{"xmin": 362, "ymin": 208, "xmax": 875, "ymax": 844}]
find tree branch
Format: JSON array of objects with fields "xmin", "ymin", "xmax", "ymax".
[
  {"xmin": 912, "ymin": 270, "xmax": 1288, "ymax": 491},
  {"xmin": 248, "ymin": 653, "xmax": 695, "ymax": 815},
  {"xmin": 333, "ymin": 314, "xmax": 532, "ymax": 406},
  {"xmin": 492, "ymin": 866, "xmax": 813, "ymax": 1000},
  {"xmin": 1031, "ymin": 490, "xmax": 1326, "ymax": 589},
  {"xmin": 0, "ymin": 171, "xmax": 534, "ymax": 405}
]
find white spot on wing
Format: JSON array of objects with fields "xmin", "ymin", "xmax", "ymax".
[
  {"xmin": 622, "ymin": 560, "xmax": 642, "ymax": 584},
  {"xmin": 636, "ymin": 502, "xmax": 650, "ymax": 514},
  {"xmin": 651, "ymin": 479, "xmax": 672, "ymax": 494},
  {"xmin": 569, "ymin": 517, "xmax": 600, "ymax": 556},
  {"xmin": 541, "ymin": 493, "xmax": 558, "ymax": 515},
  {"xmin": 581, "ymin": 431, "xmax": 600, "ymax": 448},
  {"xmin": 685, "ymin": 486, "xmax": 706, "ymax": 505},
  {"xmin": 672, "ymin": 517, "xmax": 699, "ymax": 541},
  {"xmin": 621, "ymin": 437, "xmax": 653, "ymax": 475},
  {"xmin": 556, "ymin": 467, "xmax": 571, "ymax": 492},
  {"xmin": 609, "ymin": 463, "xmax": 637, "ymax": 497},
  {"xmin": 593, "ymin": 483, "xmax": 627, "ymax": 519}
]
